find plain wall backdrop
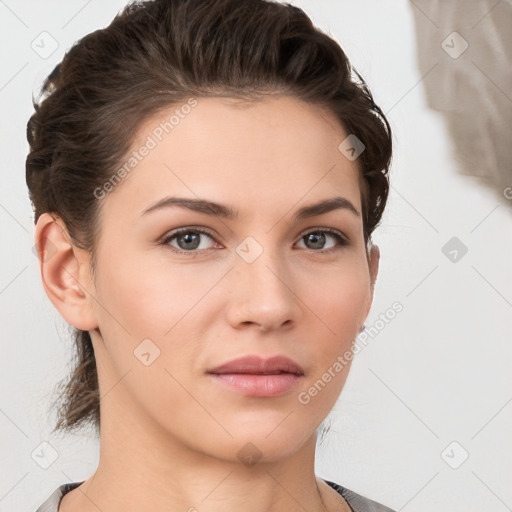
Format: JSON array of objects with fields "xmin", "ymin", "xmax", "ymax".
[{"xmin": 1, "ymin": 1, "xmax": 511, "ymax": 511}]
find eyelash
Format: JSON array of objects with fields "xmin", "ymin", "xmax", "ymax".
[{"xmin": 159, "ymin": 226, "xmax": 350, "ymax": 256}]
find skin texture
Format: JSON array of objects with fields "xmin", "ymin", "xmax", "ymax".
[{"xmin": 35, "ymin": 95, "xmax": 379, "ymax": 512}]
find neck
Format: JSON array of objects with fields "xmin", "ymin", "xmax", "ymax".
[{"xmin": 59, "ymin": 397, "xmax": 333, "ymax": 512}]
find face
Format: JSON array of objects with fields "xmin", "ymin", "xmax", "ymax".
[{"xmin": 71, "ymin": 95, "xmax": 378, "ymax": 463}]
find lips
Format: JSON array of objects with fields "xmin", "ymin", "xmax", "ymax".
[
  {"xmin": 207, "ymin": 355, "xmax": 304, "ymax": 397},
  {"xmin": 207, "ymin": 355, "xmax": 305, "ymax": 376}
]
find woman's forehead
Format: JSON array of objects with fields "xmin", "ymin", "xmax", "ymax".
[{"xmin": 105, "ymin": 96, "xmax": 361, "ymax": 211}]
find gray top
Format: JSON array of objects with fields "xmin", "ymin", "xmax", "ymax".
[{"xmin": 35, "ymin": 479, "xmax": 396, "ymax": 512}]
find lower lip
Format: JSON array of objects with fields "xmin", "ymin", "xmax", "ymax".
[{"xmin": 209, "ymin": 373, "xmax": 303, "ymax": 397}]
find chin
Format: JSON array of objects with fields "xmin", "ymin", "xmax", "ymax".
[{"xmin": 226, "ymin": 424, "xmax": 316, "ymax": 464}]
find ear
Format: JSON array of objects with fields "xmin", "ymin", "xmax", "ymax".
[
  {"xmin": 33, "ymin": 213, "xmax": 98, "ymax": 331},
  {"xmin": 368, "ymin": 243, "xmax": 380, "ymax": 294},
  {"xmin": 360, "ymin": 243, "xmax": 380, "ymax": 325}
]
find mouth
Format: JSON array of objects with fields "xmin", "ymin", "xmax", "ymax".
[{"xmin": 207, "ymin": 354, "xmax": 305, "ymax": 397}]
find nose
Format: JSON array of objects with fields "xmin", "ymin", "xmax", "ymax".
[{"xmin": 225, "ymin": 242, "xmax": 302, "ymax": 332}]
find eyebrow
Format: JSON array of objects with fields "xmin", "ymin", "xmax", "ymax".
[{"xmin": 141, "ymin": 195, "xmax": 360, "ymax": 219}]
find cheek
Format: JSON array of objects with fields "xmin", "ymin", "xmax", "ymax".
[
  {"xmin": 95, "ymin": 251, "xmax": 217, "ymax": 337},
  {"xmin": 298, "ymin": 258, "xmax": 370, "ymax": 335},
  {"xmin": 319, "ymin": 280, "xmax": 367, "ymax": 328},
  {"xmin": 293, "ymin": 272, "xmax": 369, "ymax": 418},
  {"xmin": 91, "ymin": 258, "xmax": 208, "ymax": 421},
  {"xmin": 91, "ymin": 253, "xmax": 228, "ymax": 398},
  {"xmin": 297, "ymin": 260, "xmax": 370, "ymax": 397}
]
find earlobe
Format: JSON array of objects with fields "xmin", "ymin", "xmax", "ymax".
[{"xmin": 34, "ymin": 213, "xmax": 98, "ymax": 331}]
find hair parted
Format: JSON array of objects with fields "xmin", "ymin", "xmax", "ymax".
[{"xmin": 26, "ymin": 0, "xmax": 392, "ymax": 434}]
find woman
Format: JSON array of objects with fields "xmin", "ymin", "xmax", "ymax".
[{"xmin": 27, "ymin": 0, "xmax": 394, "ymax": 510}]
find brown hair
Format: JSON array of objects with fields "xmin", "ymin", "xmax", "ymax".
[{"xmin": 26, "ymin": 0, "xmax": 392, "ymax": 434}]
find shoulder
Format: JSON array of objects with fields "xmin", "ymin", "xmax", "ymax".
[
  {"xmin": 323, "ymin": 479, "xmax": 397, "ymax": 512},
  {"xmin": 35, "ymin": 482, "xmax": 84, "ymax": 512}
]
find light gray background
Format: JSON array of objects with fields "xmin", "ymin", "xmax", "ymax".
[{"xmin": 1, "ymin": 1, "xmax": 511, "ymax": 511}]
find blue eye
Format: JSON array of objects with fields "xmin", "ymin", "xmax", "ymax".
[{"xmin": 160, "ymin": 227, "xmax": 349, "ymax": 255}]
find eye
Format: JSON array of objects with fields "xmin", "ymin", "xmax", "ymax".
[
  {"xmin": 160, "ymin": 227, "xmax": 349, "ymax": 255},
  {"xmin": 296, "ymin": 228, "xmax": 349, "ymax": 252},
  {"xmin": 161, "ymin": 227, "xmax": 218, "ymax": 254}
]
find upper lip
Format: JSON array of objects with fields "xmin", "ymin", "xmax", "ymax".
[{"xmin": 207, "ymin": 355, "xmax": 305, "ymax": 376}]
